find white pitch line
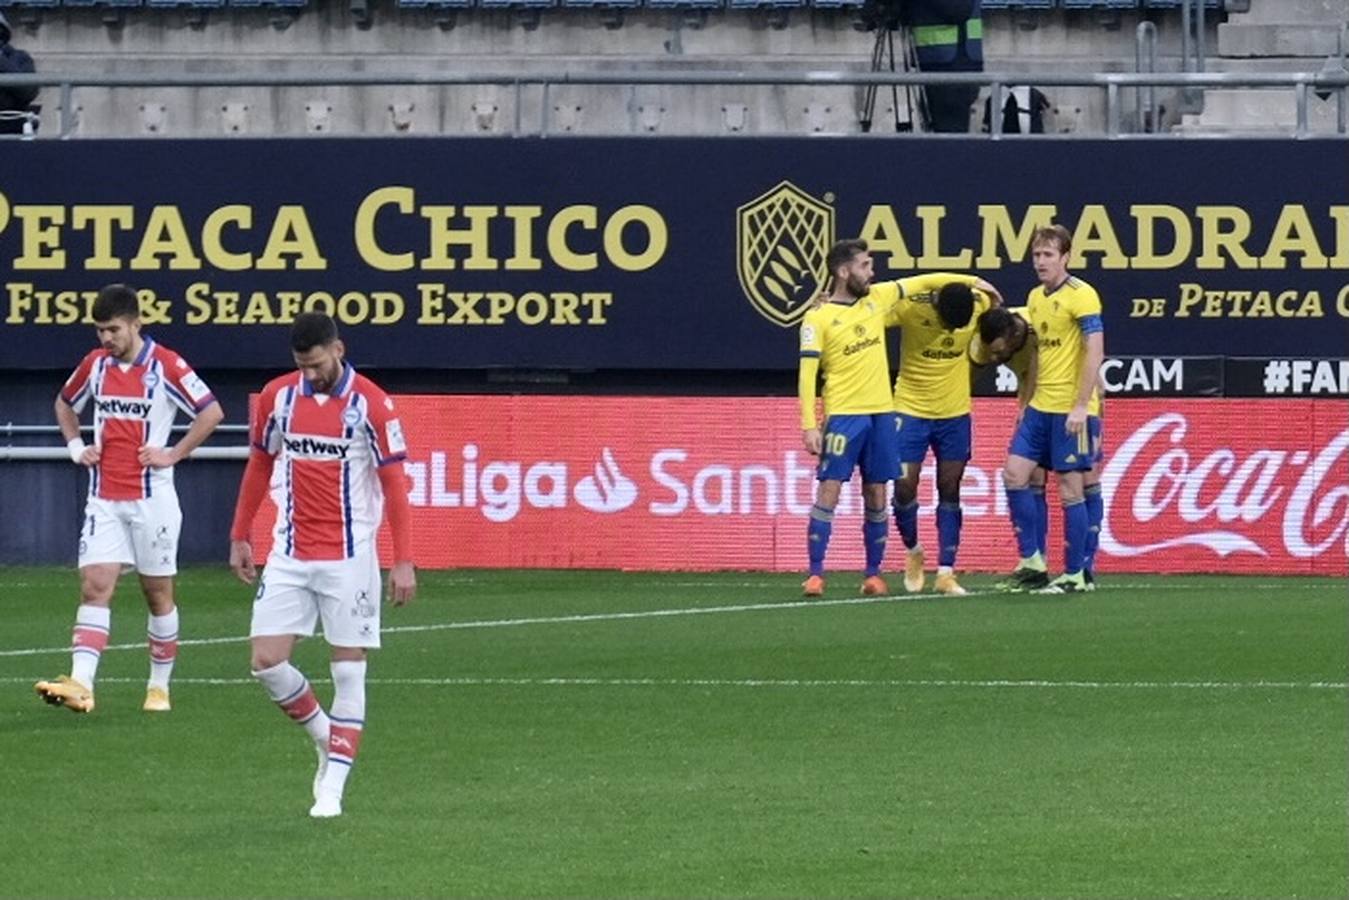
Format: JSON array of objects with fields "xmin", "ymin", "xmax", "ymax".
[
  {"xmin": 1, "ymin": 675, "xmax": 1344, "ymax": 691},
  {"xmin": 1, "ymin": 579, "xmax": 1343, "ymax": 661},
  {"xmin": 0, "ymin": 591, "xmax": 966, "ymax": 659}
]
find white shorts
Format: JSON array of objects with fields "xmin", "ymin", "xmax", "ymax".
[
  {"xmin": 78, "ymin": 492, "xmax": 183, "ymax": 577},
  {"xmin": 250, "ymin": 550, "xmax": 382, "ymax": 649}
]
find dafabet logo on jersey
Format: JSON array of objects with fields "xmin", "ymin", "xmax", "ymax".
[{"xmin": 736, "ymin": 181, "xmax": 835, "ymax": 328}]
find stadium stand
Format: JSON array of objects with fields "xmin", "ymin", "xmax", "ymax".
[{"xmin": 0, "ymin": 0, "xmax": 1341, "ymax": 137}]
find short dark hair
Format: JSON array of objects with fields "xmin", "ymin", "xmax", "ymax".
[
  {"xmin": 978, "ymin": 306, "xmax": 1015, "ymax": 346},
  {"xmin": 825, "ymin": 239, "xmax": 868, "ymax": 277},
  {"xmin": 936, "ymin": 282, "xmax": 975, "ymax": 330},
  {"xmin": 291, "ymin": 312, "xmax": 339, "ymax": 353},
  {"xmin": 91, "ymin": 284, "xmax": 140, "ymax": 323}
]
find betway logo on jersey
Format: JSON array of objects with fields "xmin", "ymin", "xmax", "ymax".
[
  {"xmin": 1100, "ymin": 413, "xmax": 1349, "ymax": 563},
  {"xmin": 283, "ymin": 434, "xmax": 352, "ymax": 460},
  {"xmin": 95, "ymin": 397, "xmax": 153, "ymax": 419}
]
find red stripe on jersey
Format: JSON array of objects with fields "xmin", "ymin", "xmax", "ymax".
[
  {"xmin": 287, "ymin": 398, "xmax": 352, "ymax": 561},
  {"xmin": 290, "ymin": 460, "xmax": 347, "ymax": 561}
]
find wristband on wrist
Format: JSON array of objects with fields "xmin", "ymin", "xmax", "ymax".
[{"xmin": 66, "ymin": 438, "xmax": 87, "ymax": 464}]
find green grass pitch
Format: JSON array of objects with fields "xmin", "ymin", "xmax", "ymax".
[{"xmin": 1, "ymin": 567, "xmax": 1345, "ymax": 898}]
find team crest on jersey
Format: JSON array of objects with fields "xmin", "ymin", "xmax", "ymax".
[
  {"xmin": 736, "ymin": 181, "xmax": 835, "ymax": 328},
  {"xmin": 142, "ymin": 371, "xmax": 160, "ymax": 389},
  {"xmin": 342, "ymin": 406, "xmax": 362, "ymax": 428}
]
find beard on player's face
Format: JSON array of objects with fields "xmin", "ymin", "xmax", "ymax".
[
  {"xmin": 295, "ymin": 344, "xmax": 345, "ymax": 393},
  {"xmin": 845, "ymin": 272, "xmax": 870, "ymax": 298}
]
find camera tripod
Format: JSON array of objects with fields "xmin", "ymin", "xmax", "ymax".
[{"xmin": 859, "ymin": 25, "xmax": 928, "ymax": 134}]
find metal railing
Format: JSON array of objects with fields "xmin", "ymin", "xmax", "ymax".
[
  {"xmin": 0, "ymin": 422, "xmax": 251, "ymax": 462},
  {"xmin": 1, "ymin": 68, "xmax": 1347, "ymax": 138}
]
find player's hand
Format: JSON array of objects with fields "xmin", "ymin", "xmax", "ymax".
[
  {"xmin": 139, "ymin": 445, "xmax": 179, "ymax": 468},
  {"xmin": 803, "ymin": 428, "xmax": 823, "ymax": 456},
  {"xmin": 974, "ymin": 278, "xmax": 1003, "ymax": 307},
  {"xmin": 229, "ymin": 540, "xmax": 257, "ymax": 585},
  {"xmin": 1065, "ymin": 403, "xmax": 1088, "ymax": 435},
  {"xmin": 387, "ymin": 561, "xmax": 416, "ymax": 607},
  {"xmin": 79, "ymin": 445, "xmax": 101, "ymax": 467}
]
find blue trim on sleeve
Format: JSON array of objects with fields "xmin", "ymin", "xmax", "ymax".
[
  {"xmin": 800, "ymin": 351, "xmax": 821, "ymax": 359},
  {"xmin": 1078, "ymin": 314, "xmax": 1104, "ymax": 335}
]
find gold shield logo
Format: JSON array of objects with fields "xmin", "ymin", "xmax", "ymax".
[{"xmin": 737, "ymin": 181, "xmax": 835, "ymax": 328}]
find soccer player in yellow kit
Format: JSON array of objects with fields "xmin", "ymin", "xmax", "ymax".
[
  {"xmin": 798, "ymin": 239, "xmax": 998, "ymax": 597},
  {"xmin": 973, "ymin": 304, "xmax": 1107, "ymax": 590},
  {"xmin": 798, "ymin": 240, "xmax": 898, "ymax": 598},
  {"xmin": 881, "ymin": 274, "xmax": 1001, "ymax": 596},
  {"xmin": 998, "ymin": 225, "xmax": 1105, "ymax": 594}
]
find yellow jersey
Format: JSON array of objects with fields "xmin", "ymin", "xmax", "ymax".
[
  {"xmin": 970, "ymin": 305, "xmax": 1103, "ymax": 417},
  {"xmin": 879, "ymin": 273, "xmax": 987, "ymax": 419},
  {"xmin": 1026, "ymin": 276, "xmax": 1103, "ymax": 415},
  {"xmin": 798, "ymin": 293, "xmax": 898, "ymax": 430}
]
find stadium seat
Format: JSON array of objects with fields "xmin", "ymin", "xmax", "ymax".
[
  {"xmin": 145, "ymin": 0, "xmax": 226, "ymax": 8},
  {"xmin": 982, "ymin": 0, "xmax": 1054, "ymax": 9},
  {"xmin": 228, "ymin": 0, "xmax": 308, "ymax": 7},
  {"xmin": 811, "ymin": 0, "xmax": 864, "ymax": 9},
  {"xmin": 477, "ymin": 0, "xmax": 555, "ymax": 8},
  {"xmin": 1060, "ymin": 0, "xmax": 1138, "ymax": 9},
  {"xmin": 1142, "ymin": 0, "xmax": 1222, "ymax": 7},
  {"xmin": 644, "ymin": 0, "xmax": 722, "ymax": 9},
  {"xmin": 61, "ymin": 0, "xmax": 143, "ymax": 7},
  {"xmin": 0, "ymin": 1, "xmax": 61, "ymax": 9},
  {"xmin": 396, "ymin": 0, "xmax": 474, "ymax": 7},
  {"xmin": 727, "ymin": 0, "xmax": 804, "ymax": 9},
  {"xmin": 560, "ymin": 0, "xmax": 640, "ymax": 8}
]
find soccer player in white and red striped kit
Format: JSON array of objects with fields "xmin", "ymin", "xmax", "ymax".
[
  {"xmin": 229, "ymin": 312, "xmax": 416, "ymax": 819},
  {"xmin": 36, "ymin": 284, "xmax": 223, "ymax": 714}
]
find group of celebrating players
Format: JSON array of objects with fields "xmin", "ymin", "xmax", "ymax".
[
  {"xmin": 33, "ymin": 285, "xmax": 415, "ymax": 819},
  {"xmin": 797, "ymin": 224, "xmax": 1106, "ymax": 597}
]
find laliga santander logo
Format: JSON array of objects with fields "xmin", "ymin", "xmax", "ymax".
[
  {"xmin": 573, "ymin": 448, "xmax": 639, "ymax": 513},
  {"xmin": 406, "ymin": 444, "xmax": 638, "ymax": 522},
  {"xmin": 1100, "ymin": 413, "xmax": 1349, "ymax": 560}
]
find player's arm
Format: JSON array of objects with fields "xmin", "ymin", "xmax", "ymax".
[
  {"xmin": 798, "ymin": 313, "xmax": 823, "ymax": 455},
  {"xmin": 54, "ymin": 392, "xmax": 99, "ymax": 467},
  {"xmin": 228, "ymin": 449, "xmax": 274, "ymax": 585},
  {"xmin": 56, "ymin": 353, "xmax": 100, "ymax": 466},
  {"xmin": 140, "ymin": 400, "xmax": 224, "ymax": 468},
  {"xmin": 1068, "ymin": 315, "xmax": 1105, "ymax": 435},
  {"xmin": 229, "ymin": 386, "xmax": 282, "ymax": 584},
  {"xmin": 893, "ymin": 272, "xmax": 977, "ymax": 298},
  {"xmin": 1018, "ymin": 350, "xmax": 1038, "ymax": 412},
  {"xmin": 973, "ymin": 278, "xmax": 1003, "ymax": 307},
  {"xmin": 377, "ymin": 463, "xmax": 416, "ymax": 607}
]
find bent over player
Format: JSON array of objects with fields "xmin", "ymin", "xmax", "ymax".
[
  {"xmin": 881, "ymin": 273, "xmax": 1000, "ymax": 596},
  {"xmin": 36, "ymin": 284, "xmax": 223, "ymax": 714},
  {"xmin": 229, "ymin": 312, "xmax": 415, "ymax": 818}
]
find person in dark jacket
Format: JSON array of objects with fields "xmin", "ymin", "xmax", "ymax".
[
  {"xmin": 0, "ymin": 12, "xmax": 38, "ymax": 134},
  {"xmin": 906, "ymin": 0, "xmax": 982, "ymax": 133}
]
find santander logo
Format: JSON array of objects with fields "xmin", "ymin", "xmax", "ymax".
[
  {"xmin": 1100, "ymin": 413, "xmax": 1349, "ymax": 560},
  {"xmin": 573, "ymin": 448, "xmax": 639, "ymax": 513}
]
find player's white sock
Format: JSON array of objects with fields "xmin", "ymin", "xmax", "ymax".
[
  {"xmin": 320, "ymin": 659, "xmax": 367, "ymax": 798},
  {"xmin": 147, "ymin": 607, "xmax": 179, "ymax": 691},
  {"xmin": 937, "ymin": 565, "xmax": 954, "ymax": 576},
  {"xmin": 70, "ymin": 604, "xmax": 111, "ymax": 689},
  {"xmin": 253, "ymin": 661, "xmax": 331, "ymax": 745}
]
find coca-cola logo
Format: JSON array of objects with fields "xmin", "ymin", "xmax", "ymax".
[{"xmin": 1101, "ymin": 414, "xmax": 1349, "ymax": 560}]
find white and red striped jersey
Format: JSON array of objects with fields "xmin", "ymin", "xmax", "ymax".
[
  {"xmin": 251, "ymin": 364, "xmax": 407, "ymax": 562},
  {"xmin": 61, "ymin": 337, "xmax": 216, "ymax": 501}
]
